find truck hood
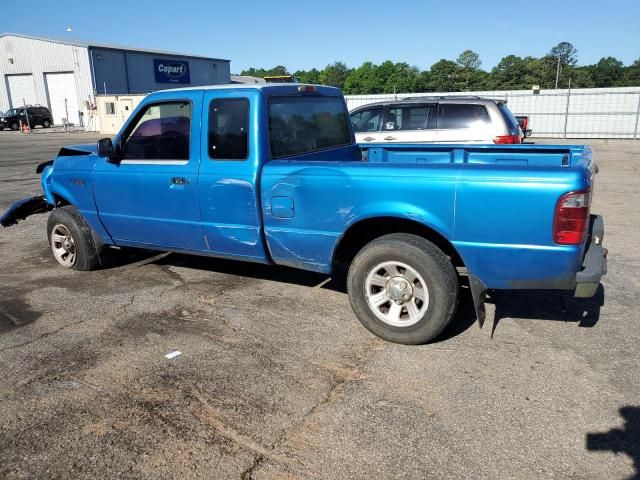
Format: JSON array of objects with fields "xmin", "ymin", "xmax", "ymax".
[{"xmin": 58, "ymin": 143, "xmax": 98, "ymax": 156}]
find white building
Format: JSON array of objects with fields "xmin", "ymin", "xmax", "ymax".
[{"xmin": 0, "ymin": 33, "xmax": 230, "ymax": 130}]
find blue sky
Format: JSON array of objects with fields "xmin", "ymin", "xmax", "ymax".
[{"xmin": 2, "ymin": 0, "xmax": 639, "ymax": 72}]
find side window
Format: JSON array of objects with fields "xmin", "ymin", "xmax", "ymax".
[
  {"xmin": 121, "ymin": 102, "xmax": 191, "ymax": 161},
  {"xmin": 105, "ymin": 102, "xmax": 116, "ymax": 115},
  {"xmin": 350, "ymin": 108, "xmax": 382, "ymax": 133},
  {"xmin": 386, "ymin": 105, "xmax": 435, "ymax": 131},
  {"xmin": 209, "ymin": 98, "xmax": 249, "ymax": 160},
  {"xmin": 437, "ymin": 104, "xmax": 490, "ymax": 129}
]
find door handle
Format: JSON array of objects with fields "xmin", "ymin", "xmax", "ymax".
[
  {"xmin": 384, "ymin": 136, "xmax": 396, "ymax": 141},
  {"xmin": 171, "ymin": 177, "xmax": 190, "ymax": 185},
  {"xmin": 363, "ymin": 136, "xmax": 376, "ymax": 142}
]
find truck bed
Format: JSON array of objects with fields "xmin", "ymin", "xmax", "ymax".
[
  {"xmin": 363, "ymin": 143, "xmax": 594, "ymax": 170},
  {"xmin": 261, "ymin": 143, "xmax": 595, "ymax": 291}
]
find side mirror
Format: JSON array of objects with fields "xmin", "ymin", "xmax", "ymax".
[{"xmin": 97, "ymin": 138, "xmax": 119, "ymax": 163}]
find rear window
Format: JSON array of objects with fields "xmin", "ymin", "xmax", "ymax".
[
  {"xmin": 499, "ymin": 104, "xmax": 520, "ymax": 131},
  {"xmin": 268, "ymin": 96, "xmax": 352, "ymax": 159},
  {"xmin": 437, "ymin": 104, "xmax": 490, "ymax": 129}
]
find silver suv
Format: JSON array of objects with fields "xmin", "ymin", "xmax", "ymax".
[{"xmin": 349, "ymin": 96, "xmax": 523, "ymax": 144}]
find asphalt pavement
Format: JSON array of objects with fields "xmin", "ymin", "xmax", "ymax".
[{"xmin": 0, "ymin": 130, "xmax": 638, "ymax": 479}]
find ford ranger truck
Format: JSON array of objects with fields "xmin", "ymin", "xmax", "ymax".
[{"xmin": 0, "ymin": 84, "xmax": 607, "ymax": 345}]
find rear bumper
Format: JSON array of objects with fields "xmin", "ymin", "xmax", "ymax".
[{"xmin": 575, "ymin": 214, "xmax": 607, "ymax": 297}]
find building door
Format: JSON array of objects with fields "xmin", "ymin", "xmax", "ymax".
[
  {"xmin": 45, "ymin": 72, "xmax": 80, "ymax": 125},
  {"xmin": 119, "ymin": 99, "xmax": 134, "ymax": 125},
  {"xmin": 6, "ymin": 74, "xmax": 37, "ymax": 109}
]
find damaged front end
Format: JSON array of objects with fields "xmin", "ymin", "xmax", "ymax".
[{"xmin": 0, "ymin": 195, "xmax": 52, "ymax": 227}]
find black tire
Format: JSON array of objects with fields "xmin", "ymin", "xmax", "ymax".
[
  {"xmin": 10, "ymin": 121, "xmax": 19, "ymax": 131},
  {"xmin": 347, "ymin": 233, "xmax": 458, "ymax": 345},
  {"xmin": 42, "ymin": 119, "xmax": 51, "ymax": 128},
  {"xmin": 47, "ymin": 206, "xmax": 100, "ymax": 271}
]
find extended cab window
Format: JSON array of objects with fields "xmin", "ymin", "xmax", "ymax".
[
  {"xmin": 350, "ymin": 108, "xmax": 382, "ymax": 133},
  {"xmin": 437, "ymin": 104, "xmax": 490, "ymax": 129},
  {"xmin": 268, "ymin": 96, "xmax": 352, "ymax": 158},
  {"xmin": 121, "ymin": 102, "xmax": 191, "ymax": 161},
  {"xmin": 209, "ymin": 98, "xmax": 249, "ymax": 160}
]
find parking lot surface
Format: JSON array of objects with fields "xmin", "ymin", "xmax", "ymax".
[{"xmin": 0, "ymin": 130, "xmax": 638, "ymax": 479}]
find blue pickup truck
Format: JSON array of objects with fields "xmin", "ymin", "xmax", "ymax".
[{"xmin": 1, "ymin": 84, "xmax": 607, "ymax": 344}]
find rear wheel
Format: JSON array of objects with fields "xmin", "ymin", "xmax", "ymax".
[
  {"xmin": 47, "ymin": 206, "xmax": 100, "ymax": 271},
  {"xmin": 42, "ymin": 119, "xmax": 51, "ymax": 128},
  {"xmin": 347, "ymin": 233, "xmax": 458, "ymax": 344}
]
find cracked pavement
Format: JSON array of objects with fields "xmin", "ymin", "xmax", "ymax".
[{"xmin": 0, "ymin": 131, "xmax": 639, "ymax": 479}]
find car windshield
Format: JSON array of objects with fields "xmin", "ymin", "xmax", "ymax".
[{"xmin": 4, "ymin": 109, "xmax": 20, "ymax": 116}]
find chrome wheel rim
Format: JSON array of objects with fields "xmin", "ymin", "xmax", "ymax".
[
  {"xmin": 51, "ymin": 224, "xmax": 77, "ymax": 267},
  {"xmin": 364, "ymin": 261, "xmax": 429, "ymax": 327}
]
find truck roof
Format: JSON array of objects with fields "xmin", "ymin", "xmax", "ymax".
[{"xmin": 161, "ymin": 83, "xmax": 341, "ymax": 94}]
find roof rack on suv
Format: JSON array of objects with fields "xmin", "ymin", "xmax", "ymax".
[{"xmin": 401, "ymin": 95, "xmax": 508, "ymax": 104}]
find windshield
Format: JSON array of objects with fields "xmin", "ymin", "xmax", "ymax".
[
  {"xmin": 268, "ymin": 96, "xmax": 352, "ymax": 158},
  {"xmin": 4, "ymin": 109, "xmax": 20, "ymax": 116}
]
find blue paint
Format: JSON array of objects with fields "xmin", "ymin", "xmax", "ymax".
[{"xmin": 2, "ymin": 84, "xmax": 599, "ymax": 294}]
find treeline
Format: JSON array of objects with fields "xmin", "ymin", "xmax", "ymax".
[{"xmin": 240, "ymin": 42, "xmax": 640, "ymax": 94}]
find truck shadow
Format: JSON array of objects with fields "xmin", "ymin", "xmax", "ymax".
[
  {"xmin": 153, "ymin": 252, "xmax": 336, "ymax": 288},
  {"xmin": 150, "ymin": 253, "xmax": 480, "ymax": 342},
  {"xmin": 586, "ymin": 405, "xmax": 640, "ymax": 480},
  {"xmin": 489, "ymin": 285, "xmax": 604, "ymax": 337},
  {"xmin": 122, "ymin": 252, "xmax": 603, "ymax": 344}
]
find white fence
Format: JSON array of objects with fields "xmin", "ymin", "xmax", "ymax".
[{"xmin": 345, "ymin": 86, "xmax": 640, "ymax": 139}]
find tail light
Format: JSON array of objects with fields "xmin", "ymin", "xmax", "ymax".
[
  {"xmin": 493, "ymin": 134, "xmax": 521, "ymax": 144},
  {"xmin": 553, "ymin": 189, "xmax": 591, "ymax": 244},
  {"xmin": 521, "ymin": 117, "xmax": 528, "ymax": 130}
]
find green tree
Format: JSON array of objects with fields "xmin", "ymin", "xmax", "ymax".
[
  {"xmin": 622, "ymin": 59, "xmax": 640, "ymax": 86},
  {"xmin": 343, "ymin": 62, "xmax": 383, "ymax": 94},
  {"xmin": 569, "ymin": 66, "xmax": 595, "ymax": 88},
  {"xmin": 383, "ymin": 62, "xmax": 421, "ymax": 93},
  {"xmin": 549, "ymin": 42, "xmax": 578, "ymax": 66},
  {"xmin": 320, "ymin": 62, "xmax": 351, "ymax": 89},
  {"xmin": 492, "ymin": 55, "xmax": 527, "ymax": 89},
  {"xmin": 294, "ymin": 68, "xmax": 322, "ymax": 84},
  {"xmin": 590, "ymin": 57, "xmax": 624, "ymax": 87},
  {"xmin": 456, "ymin": 50, "xmax": 482, "ymax": 70},
  {"xmin": 425, "ymin": 59, "xmax": 461, "ymax": 91},
  {"xmin": 240, "ymin": 65, "xmax": 290, "ymax": 78}
]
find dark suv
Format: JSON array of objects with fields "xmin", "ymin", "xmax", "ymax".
[{"xmin": 0, "ymin": 106, "xmax": 53, "ymax": 131}]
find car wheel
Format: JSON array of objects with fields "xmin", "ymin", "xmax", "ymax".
[
  {"xmin": 10, "ymin": 121, "xmax": 20, "ymax": 131},
  {"xmin": 42, "ymin": 119, "xmax": 51, "ymax": 128},
  {"xmin": 47, "ymin": 206, "xmax": 100, "ymax": 271},
  {"xmin": 347, "ymin": 233, "xmax": 458, "ymax": 344}
]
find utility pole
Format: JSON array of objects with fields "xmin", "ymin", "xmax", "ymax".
[{"xmin": 555, "ymin": 56, "xmax": 562, "ymax": 89}]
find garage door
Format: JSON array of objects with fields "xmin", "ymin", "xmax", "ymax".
[
  {"xmin": 6, "ymin": 74, "xmax": 37, "ymax": 109},
  {"xmin": 45, "ymin": 72, "xmax": 80, "ymax": 125}
]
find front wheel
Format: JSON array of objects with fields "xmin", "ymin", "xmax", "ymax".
[
  {"xmin": 47, "ymin": 206, "xmax": 100, "ymax": 271},
  {"xmin": 10, "ymin": 121, "xmax": 19, "ymax": 131},
  {"xmin": 347, "ymin": 233, "xmax": 458, "ymax": 344}
]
